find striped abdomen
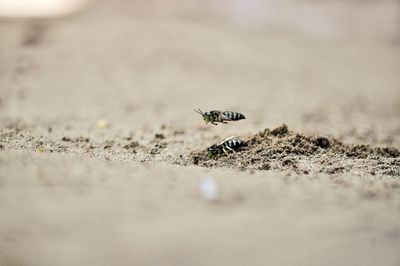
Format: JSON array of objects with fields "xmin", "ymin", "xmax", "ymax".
[
  {"xmin": 222, "ymin": 138, "xmax": 247, "ymax": 150},
  {"xmin": 222, "ymin": 111, "xmax": 246, "ymax": 121}
]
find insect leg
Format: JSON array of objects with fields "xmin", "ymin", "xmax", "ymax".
[
  {"xmin": 225, "ymin": 146, "xmax": 236, "ymax": 153},
  {"xmin": 222, "ymin": 147, "xmax": 229, "ymax": 155}
]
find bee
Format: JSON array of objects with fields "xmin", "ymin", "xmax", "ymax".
[
  {"xmin": 194, "ymin": 109, "xmax": 246, "ymax": 125},
  {"xmin": 207, "ymin": 136, "xmax": 247, "ymax": 157}
]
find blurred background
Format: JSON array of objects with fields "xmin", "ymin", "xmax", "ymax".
[{"xmin": 1, "ymin": 0, "xmax": 399, "ymax": 144}]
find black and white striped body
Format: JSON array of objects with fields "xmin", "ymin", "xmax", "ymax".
[
  {"xmin": 221, "ymin": 138, "xmax": 246, "ymax": 150},
  {"xmin": 207, "ymin": 137, "xmax": 247, "ymax": 157},
  {"xmin": 222, "ymin": 111, "xmax": 246, "ymax": 121}
]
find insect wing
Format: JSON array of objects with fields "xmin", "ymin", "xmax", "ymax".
[{"xmin": 218, "ymin": 136, "xmax": 236, "ymax": 146}]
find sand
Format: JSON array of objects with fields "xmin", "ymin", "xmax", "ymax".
[
  {"xmin": 1, "ymin": 0, "xmax": 400, "ymax": 265},
  {"xmin": 191, "ymin": 124, "xmax": 400, "ymax": 176}
]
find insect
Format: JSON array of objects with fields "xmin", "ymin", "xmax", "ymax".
[
  {"xmin": 194, "ymin": 109, "xmax": 246, "ymax": 125},
  {"xmin": 207, "ymin": 136, "xmax": 247, "ymax": 157}
]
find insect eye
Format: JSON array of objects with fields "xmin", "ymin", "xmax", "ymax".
[{"xmin": 208, "ymin": 145, "xmax": 216, "ymax": 151}]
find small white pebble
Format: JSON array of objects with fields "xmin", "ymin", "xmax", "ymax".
[
  {"xmin": 199, "ymin": 176, "xmax": 218, "ymax": 201},
  {"xmin": 96, "ymin": 119, "xmax": 110, "ymax": 129}
]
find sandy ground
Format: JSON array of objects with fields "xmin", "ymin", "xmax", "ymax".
[{"xmin": 1, "ymin": 0, "xmax": 400, "ymax": 265}]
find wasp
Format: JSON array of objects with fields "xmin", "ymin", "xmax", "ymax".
[
  {"xmin": 194, "ymin": 109, "xmax": 246, "ymax": 125},
  {"xmin": 207, "ymin": 136, "xmax": 247, "ymax": 157}
]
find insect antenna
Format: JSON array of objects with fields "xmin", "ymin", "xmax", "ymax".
[{"xmin": 194, "ymin": 108, "xmax": 204, "ymax": 116}]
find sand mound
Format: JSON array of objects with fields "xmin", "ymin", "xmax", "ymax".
[
  {"xmin": 191, "ymin": 124, "xmax": 400, "ymax": 176},
  {"xmin": 2, "ymin": 122, "xmax": 399, "ymax": 176}
]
